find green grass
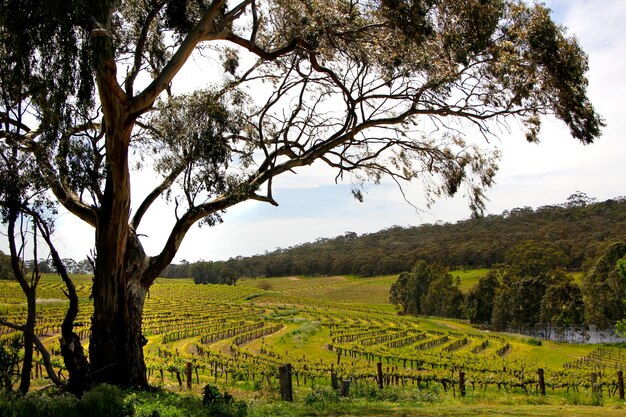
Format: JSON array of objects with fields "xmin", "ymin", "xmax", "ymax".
[
  {"xmin": 449, "ymin": 269, "xmax": 491, "ymax": 292},
  {"xmin": 247, "ymin": 385, "xmax": 626, "ymax": 417}
]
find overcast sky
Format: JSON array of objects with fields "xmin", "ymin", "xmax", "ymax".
[{"xmin": 8, "ymin": 0, "xmax": 626, "ymax": 263}]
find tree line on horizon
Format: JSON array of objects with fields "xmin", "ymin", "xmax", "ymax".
[
  {"xmin": 157, "ymin": 193, "xmax": 626, "ymax": 283},
  {"xmin": 3, "ymin": 193, "xmax": 624, "ymax": 286}
]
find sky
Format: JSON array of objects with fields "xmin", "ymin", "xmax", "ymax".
[{"xmin": 7, "ymin": 0, "xmax": 626, "ymax": 263}]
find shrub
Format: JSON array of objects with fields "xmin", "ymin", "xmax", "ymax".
[
  {"xmin": 257, "ymin": 281, "xmax": 273, "ymax": 291},
  {"xmin": 0, "ymin": 389, "xmax": 78, "ymax": 417},
  {"xmin": 525, "ymin": 338, "xmax": 543, "ymax": 346},
  {"xmin": 303, "ymin": 387, "xmax": 340, "ymax": 406},
  {"xmin": 129, "ymin": 390, "xmax": 209, "ymax": 417},
  {"xmin": 202, "ymin": 384, "xmax": 247, "ymax": 417},
  {"xmin": 77, "ymin": 384, "xmax": 131, "ymax": 417},
  {"xmin": 0, "ymin": 335, "xmax": 22, "ymax": 391}
]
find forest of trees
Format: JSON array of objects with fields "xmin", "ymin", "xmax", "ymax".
[
  {"xmin": 161, "ymin": 194, "xmax": 626, "ymax": 281},
  {"xmin": 390, "ymin": 239, "xmax": 626, "ymax": 335}
]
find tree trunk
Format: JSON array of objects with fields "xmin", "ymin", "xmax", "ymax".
[
  {"xmin": 90, "ymin": 230, "xmax": 149, "ymax": 387},
  {"xmin": 18, "ymin": 288, "xmax": 35, "ymax": 394},
  {"xmin": 88, "ymin": 95, "xmax": 150, "ymax": 386},
  {"xmin": 60, "ymin": 271, "xmax": 92, "ymax": 396}
]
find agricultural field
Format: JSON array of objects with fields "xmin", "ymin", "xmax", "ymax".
[{"xmin": 1, "ymin": 273, "xmax": 626, "ymax": 416}]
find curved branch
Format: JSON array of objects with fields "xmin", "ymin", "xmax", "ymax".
[
  {"xmin": 4, "ymin": 121, "xmax": 99, "ymax": 227},
  {"xmin": 32, "ymin": 336, "xmax": 65, "ymax": 387},
  {"xmin": 130, "ymin": 0, "xmax": 229, "ymax": 113},
  {"xmin": 225, "ymin": 33, "xmax": 307, "ymax": 61},
  {"xmin": 30, "ymin": 140, "xmax": 98, "ymax": 227},
  {"xmin": 0, "ymin": 313, "xmax": 65, "ymax": 388},
  {"xmin": 131, "ymin": 162, "xmax": 186, "ymax": 230},
  {"xmin": 0, "ymin": 113, "xmax": 31, "ymax": 133},
  {"xmin": 0, "ymin": 318, "xmax": 24, "ymax": 332},
  {"xmin": 32, "ymin": 210, "xmax": 92, "ymax": 393},
  {"xmin": 142, "ymin": 193, "xmax": 242, "ymax": 285},
  {"xmin": 125, "ymin": 1, "xmax": 167, "ymax": 96}
]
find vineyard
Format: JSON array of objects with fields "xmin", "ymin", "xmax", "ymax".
[{"xmin": 2, "ymin": 274, "xmax": 626, "ymax": 412}]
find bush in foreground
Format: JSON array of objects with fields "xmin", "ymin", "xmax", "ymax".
[{"xmin": 0, "ymin": 384, "xmax": 247, "ymax": 417}]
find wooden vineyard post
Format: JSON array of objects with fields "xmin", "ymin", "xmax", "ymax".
[
  {"xmin": 591, "ymin": 372, "xmax": 600, "ymax": 399},
  {"xmin": 459, "ymin": 371, "xmax": 466, "ymax": 397},
  {"xmin": 339, "ymin": 380, "xmax": 351, "ymax": 397},
  {"xmin": 537, "ymin": 368, "xmax": 546, "ymax": 396},
  {"xmin": 330, "ymin": 364, "xmax": 339, "ymax": 390},
  {"xmin": 186, "ymin": 362, "xmax": 192, "ymax": 390},
  {"xmin": 279, "ymin": 364, "xmax": 293, "ymax": 401},
  {"xmin": 618, "ymin": 371, "xmax": 624, "ymax": 400},
  {"xmin": 377, "ymin": 362, "xmax": 384, "ymax": 389}
]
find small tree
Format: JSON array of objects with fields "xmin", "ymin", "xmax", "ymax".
[
  {"xmin": 466, "ymin": 271, "xmax": 500, "ymax": 325},
  {"xmin": 0, "ymin": 336, "xmax": 22, "ymax": 392},
  {"xmin": 420, "ymin": 273, "xmax": 464, "ymax": 318},
  {"xmin": 0, "ymin": 132, "xmax": 89, "ymax": 395},
  {"xmin": 389, "ymin": 259, "xmax": 448, "ymax": 315},
  {"xmin": 583, "ymin": 242, "xmax": 626, "ymax": 328},
  {"xmin": 540, "ymin": 270, "xmax": 585, "ymax": 340},
  {"xmin": 389, "ymin": 271, "xmax": 417, "ymax": 314}
]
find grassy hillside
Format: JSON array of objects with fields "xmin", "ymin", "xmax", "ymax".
[{"xmin": 1, "ymin": 274, "xmax": 625, "ymax": 416}]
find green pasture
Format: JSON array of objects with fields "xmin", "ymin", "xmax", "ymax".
[{"xmin": 449, "ymin": 268, "xmax": 490, "ymax": 292}]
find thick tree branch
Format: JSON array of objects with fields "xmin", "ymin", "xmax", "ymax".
[
  {"xmin": 225, "ymin": 33, "xmax": 307, "ymax": 61},
  {"xmin": 32, "ymin": 336, "xmax": 65, "ymax": 387},
  {"xmin": 30, "ymin": 140, "xmax": 98, "ymax": 227},
  {"xmin": 0, "ymin": 113, "xmax": 31, "ymax": 133},
  {"xmin": 143, "ymin": 193, "xmax": 241, "ymax": 285},
  {"xmin": 130, "ymin": 0, "xmax": 229, "ymax": 113}
]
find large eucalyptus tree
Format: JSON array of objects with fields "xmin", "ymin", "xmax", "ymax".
[{"xmin": 0, "ymin": 0, "xmax": 602, "ymax": 388}]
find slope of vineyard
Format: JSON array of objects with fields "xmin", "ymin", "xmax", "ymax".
[{"xmin": 1, "ymin": 274, "xmax": 625, "ymax": 413}]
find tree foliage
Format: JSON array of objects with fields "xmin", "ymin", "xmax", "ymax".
[
  {"xmin": 504, "ymin": 240, "xmax": 570, "ymax": 278},
  {"xmin": 0, "ymin": 250, "xmax": 11, "ymax": 279},
  {"xmin": 420, "ymin": 273, "xmax": 464, "ymax": 318},
  {"xmin": 616, "ymin": 259, "xmax": 626, "ymax": 336},
  {"xmin": 389, "ymin": 259, "xmax": 453, "ymax": 315},
  {"xmin": 191, "ymin": 261, "xmax": 238, "ymax": 285},
  {"xmin": 466, "ymin": 271, "xmax": 500, "ymax": 325},
  {"xmin": 582, "ymin": 242, "xmax": 626, "ymax": 328},
  {"xmin": 0, "ymin": 0, "xmax": 603, "ymax": 389},
  {"xmin": 390, "ymin": 238, "xmax": 622, "ymax": 335},
  {"xmin": 540, "ymin": 270, "xmax": 585, "ymax": 334}
]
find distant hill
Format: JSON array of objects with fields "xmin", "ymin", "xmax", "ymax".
[{"xmin": 163, "ymin": 194, "xmax": 626, "ymax": 279}]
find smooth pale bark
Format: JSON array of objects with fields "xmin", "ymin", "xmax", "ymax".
[{"xmin": 88, "ymin": 64, "xmax": 150, "ymax": 385}]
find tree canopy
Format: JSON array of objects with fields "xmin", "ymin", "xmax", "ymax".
[{"xmin": 0, "ymin": 0, "xmax": 603, "ymax": 389}]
